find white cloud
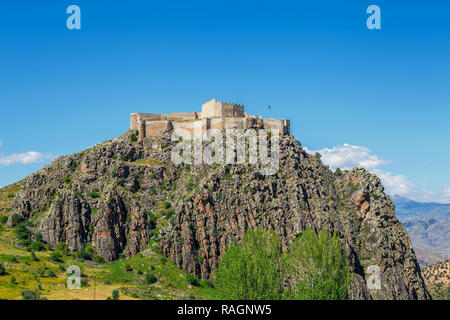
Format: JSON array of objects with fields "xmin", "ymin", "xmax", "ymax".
[
  {"xmin": 0, "ymin": 151, "xmax": 55, "ymax": 165},
  {"xmin": 305, "ymin": 143, "xmax": 390, "ymax": 171},
  {"xmin": 443, "ymin": 188, "xmax": 450, "ymax": 203},
  {"xmin": 0, "ymin": 140, "xmax": 55, "ymax": 166},
  {"xmin": 306, "ymin": 143, "xmax": 416, "ymax": 198},
  {"xmin": 371, "ymin": 169, "xmax": 416, "ymax": 197}
]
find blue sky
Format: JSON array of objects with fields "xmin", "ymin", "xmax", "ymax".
[{"xmin": 0, "ymin": 1, "xmax": 449, "ymax": 202}]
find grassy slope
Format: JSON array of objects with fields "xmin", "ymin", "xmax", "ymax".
[
  {"xmin": 0, "ymin": 226, "xmax": 216, "ymax": 300},
  {"xmin": 0, "ymin": 184, "xmax": 216, "ymax": 300}
]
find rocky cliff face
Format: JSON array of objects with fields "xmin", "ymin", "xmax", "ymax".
[{"xmin": 5, "ymin": 131, "xmax": 431, "ymax": 300}]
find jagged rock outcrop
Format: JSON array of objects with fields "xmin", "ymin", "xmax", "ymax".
[{"xmin": 5, "ymin": 131, "xmax": 431, "ymax": 300}]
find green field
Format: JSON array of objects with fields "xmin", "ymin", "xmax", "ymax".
[{"xmin": 0, "ymin": 226, "xmax": 216, "ymax": 300}]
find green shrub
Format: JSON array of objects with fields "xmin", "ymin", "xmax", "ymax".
[
  {"xmin": 10, "ymin": 276, "xmax": 16, "ymax": 284},
  {"xmin": 49, "ymin": 252, "xmax": 63, "ymax": 263},
  {"xmin": 81, "ymin": 278, "xmax": 89, "ymax": 287},
  {"xmin": 78, "ymin": 245, "xmax": 94, "ymax": 260},
  {"xmin": 21, "ymin": 290, "xmax": 47, "ymax": 300},
  {"xmin": 130, "ymin": 133, "xmax": 138, "ymax": 142},
  {"xmin": 0, "ymin": 216, "xmax": 8, "ymax": 224},
  {"xmin": 147, "ymin": 211, "xmax": 157, "ymax": 224},
  {"xmin": 14, "ymin": 223, "xmax": 31, "ymax": 240},
  {"xmin": 7, "ymin": 193, "xmax": 15, "ymax": 198},
  {"xmin": 163, "ymin": 208, "xmax": 175, "ymax": 219},
  {"xmin": 112, "ymin": 289, "xmax": 119, "ymax": 300},
  {"xmin": 145, "ymin": 273, "xmax": 157, "ymax": 284},
  {"xmin": 11, "ymin": 214, "xmax": 23, "ymax": 226},
  {"xmin": 214, "ymin": 228, "xmax": 283, "ymax": 300},
  {"xmin": 163, "ymin": 201, "xmax": 171, "ymax": 209},
  {"xmin": 187, "ymin": 274, "xmax": 199, "ymax": 287},
  {"xmin": 0, "ymin": 263, "xmax": 6, "ymax": 275},
  {"xmin": 88, "ymin": 223, "xmax": 94, "ymax": 236},
  {"xmin": 94, "ymin": 255, "xmax": 105, "ymax": 263},
  {"xmin": 28, "ymin": 241, "xmax": 45, "ymax": 252},
  {"xmin": 89, "ymin": 192, "xmax": 100, "ymax": 199},
  {"xmin": 56, "ymin": 242, "xmax": 69, "ymax": 255},
  {"xmin": 283, "ymin": 229, "xmax": 350, "ymax": 300},
  {"xmin": 335, "ymin": 168, "xmax": 342, "ymax": 176},
  {"xmin": 47, "ymin": 271, "xmax": 57, "ymax": 278},
  {"xmin": 64, "ymin": 176, "xmax": 71, "ymax": 183}
]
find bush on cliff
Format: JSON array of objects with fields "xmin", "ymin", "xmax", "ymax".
[
  {"xmin": 283, "ymin": 229, "xmax": 350, "ymax": 300},
  {"xmin": 214, "ymin": 228, "xmax": 283, "ymax": 300}
]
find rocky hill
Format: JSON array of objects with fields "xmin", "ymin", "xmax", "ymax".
[{"xmin": 1, "ymin": 131, "xmax": 431, "ymax": 300}]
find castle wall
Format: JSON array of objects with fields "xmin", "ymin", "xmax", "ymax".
[
  {"xmin": 145, "ymin": 120, "xmax": 173, "ymax": 137},
  {"xmin": 222, "ymin": 103, "xmax": 244, "ymax": 118},
  {"xmin": 130, "ymin": 113, "xmax": 139, "ymax": 131},
  {"xmin": 201, "ymin": 99, "xmax": 223, "ymax": 119},
  {"xmin": 262, "ymin": 118, "xmax": 290, "ymax": 135},
  {"xmin": 130, "ymin": 99, "xmax": 290, "ymax": 140},
  {"xmin": 172, "ymin": 120, "xmax": 198, "ymax": 137}
]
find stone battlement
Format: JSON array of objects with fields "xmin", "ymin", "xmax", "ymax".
[{"xmin": 130, "ymin": 99, "xmax": 290, "ymax": 140}]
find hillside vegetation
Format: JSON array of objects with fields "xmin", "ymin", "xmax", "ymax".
[
  {"xmin": 422, "ymin": 260, "xmax": 450, "ymax": 300},
  {"xmin": 0, "ymin": 221, "xmax": 216, "ymax": 300}
]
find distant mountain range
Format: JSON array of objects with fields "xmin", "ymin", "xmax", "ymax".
[
  {"xmin": 393, "ymin": 195, "xmax": 450, "ymax": 265},
  {"xmin": 392, "ymin": 195, "xmax": 450, "ymax": 219}
]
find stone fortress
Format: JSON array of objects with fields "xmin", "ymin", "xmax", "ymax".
[{"xmin": 130, "ymin": 99, "xmax": 290, "ymax": 140}]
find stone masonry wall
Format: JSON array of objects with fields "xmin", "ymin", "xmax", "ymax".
[{"xmin": 131, "ymin": 99, "xmax": 290, "ymax": 140}]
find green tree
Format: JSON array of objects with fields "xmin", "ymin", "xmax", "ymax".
[
  {"xmin": 145, "ymin": 273, "xmax": 157, "ymax": 284},
  {"xmin": 284, "ymin": 229, "xmax": 350, "ymax": 300},
  {"xmin": 31, "ymin": 251, "xmax": 39, "ymax": 262},
  {"xmin": 28, "ymin": 241, "xmax": 45, "ymax": 252},
  {"xmin": 214, "ymin": 228, "xmax": 283, "ymax": 300},
  {"xmin": 49, "ymin": 251, "xmax": 63, "ymax": 263},
  {"xmin": 21, "ymin": 289, "xmax": 47, "ymax": 300},
  {"xmin": 112, "ymin": 289, "xmax": 120, "ymax": 300}
]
